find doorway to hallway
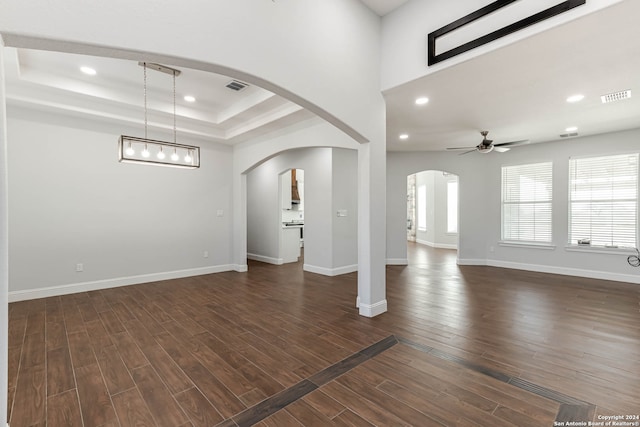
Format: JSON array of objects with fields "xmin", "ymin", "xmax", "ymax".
[{"xmin": 406, "ymin": 170, "xmax": 459, "ymax": 268}]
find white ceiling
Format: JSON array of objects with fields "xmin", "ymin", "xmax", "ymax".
[
  {"xmin": 3, "ymin": 47, "xmax": 314, "ymax": 144},
  {"xmin": 3, "ymin": 1, "xmax": 639, "ymax": 153},
  {"xmin": 385, "ymin": 0, "xmax": 640, "ymax": 152},
  {"xmin": 360, "ymin": 0, "xmax": 409, "ymax": 16}
]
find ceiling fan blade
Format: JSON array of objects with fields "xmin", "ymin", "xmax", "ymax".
[
  {"xmin": 494, "ymin": 139, "xmax": 529, "ymax": 147},
  {"xmin": 458, "ymin": 149, "xmax": 477, "ymax": 155},
  {"xmin": 446, "ymin": 147, "xmax": 476, "ymax": 150},
  {"xmin": 494, "ymin": 146, "xmax": 510, "ymax": 153}
]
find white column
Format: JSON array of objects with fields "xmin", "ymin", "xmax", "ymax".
[{"xmin": 357, "ymin": 135, "xmax": 387, "ymax": 317}]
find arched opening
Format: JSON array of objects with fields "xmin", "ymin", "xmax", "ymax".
[
  {"xmin": 406, "ymin": 170, "xmax": 459, "ymax": 268},
  {"xmin": 244, "ymin": 146, "xmax": 359, "ymax": 276},
  {"xmin": 279, "ymin": 167, "xmax": 305, "ymax": 264}
]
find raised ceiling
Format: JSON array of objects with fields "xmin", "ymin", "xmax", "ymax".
[
  {"xmin": 385, "ymin": 0, "xmax": 640, "ymax": 152},
  {"xmin": 3, "ymin": 1, "xmax": 639, "ymax": 152},
  {"xmin": 3, "ymin": 47, "xmax": 314, "ymax": 144}
]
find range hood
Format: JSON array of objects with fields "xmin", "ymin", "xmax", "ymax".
[{"xmin": 291, "ymin": 169, "xmax": 301, "ymax": 203}]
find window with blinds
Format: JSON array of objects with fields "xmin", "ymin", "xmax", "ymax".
[
  {"xmin": 569, "ymin": 153, "xmax": 638, "ymax": 247},
  {"xmin": 502, "ymin": 162, "xmax": 553, "ymax": 242}
]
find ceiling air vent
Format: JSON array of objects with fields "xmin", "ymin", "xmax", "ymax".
[
  {"xmin": 601, "ymin": 89, "xmax": 631, "ymax": 104},
  {"xmin": 560, "ymin": 132, "xmax": 579, "ymax": 138},
  {"xmin": 226, "ymin": 80, "xmax": 249, "ymax": 91}
]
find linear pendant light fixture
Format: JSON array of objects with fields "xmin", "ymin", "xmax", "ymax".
[{"xmin": 119, "ymin": 62, "xmax": 200, "ymax": 169}]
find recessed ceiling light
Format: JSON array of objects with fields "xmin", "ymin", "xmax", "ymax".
[
  {"xmin": 566, "ymin": 94, "xmax": 584, "ymax": 103},
  {"xmin": 399, "ymin": 134, "xmax": 409, "ymax": 140},
  {"xmin": 184, "ymin": 95, "xmax": 196, "ymax": 103},
  {"xmin": 80, "ymin": 66, "xmax": 97, "ymax": 76},
  {"xmin": 565, "ymin": 126, "xmax": 578, "ymax": 132},
  {"xmin": 415, "ymin": 97, "xmax": 429, "ymax": 105}
]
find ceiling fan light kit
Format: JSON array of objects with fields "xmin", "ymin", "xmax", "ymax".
[{"xmin": 447, "ymin": 130, "xmax": 529, "ymax": 155}]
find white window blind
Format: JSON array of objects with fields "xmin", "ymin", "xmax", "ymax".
[
  {"xmin": 502, "ymin": 162, "xmax": 553, "ymax": 242},
  {"xmin": 569, "ymin": 153, "xmax": 638, "ymax": 247}
]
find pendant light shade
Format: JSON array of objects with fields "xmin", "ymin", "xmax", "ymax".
[
  {"xmin": 118, "ymin": 62, "xmax": 200, "ymax": 169},
  {"xmin": 119, "ymin": 136, "xmax": 200, "ymax": 168}
]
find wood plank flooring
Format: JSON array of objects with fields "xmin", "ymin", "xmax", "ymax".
[{"xmin": 7, "ymin": 243, "xmax": 640, "ymax": 426}]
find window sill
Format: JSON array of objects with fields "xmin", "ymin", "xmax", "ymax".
[
  {"xmin": 498, "ymin": 241, "xmax": 556, "ymax": 250},
  {"xmin": 565, "ymin": 245, "xmax": 637, "ymax": 255}
]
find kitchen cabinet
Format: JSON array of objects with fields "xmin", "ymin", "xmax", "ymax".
[
  {"xmin": 282, "ymin": 169, "xmax": 304, "ymax": 210},
  {"xmin": 281, "ymin": 170, "xmax": 292, "ymax": 209},
  {"xmin": 281, "ymin": 226, "xmax": 301, "ymax": 263}
]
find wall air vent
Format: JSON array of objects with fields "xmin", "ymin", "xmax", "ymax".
[
  {"xmin": 226, "ymin": 80, "xmax": 249, "ymax": 91},
  {"xmin": 601, "ymin": 89, "xmax": 631, "ymax": 104},
  {"xmin": 560, "ymin": 132, "xmax": 579, "ymax": 138}
]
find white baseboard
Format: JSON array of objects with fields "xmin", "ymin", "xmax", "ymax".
[
  {"xmin": 234, "ymin": 264, "xmax": 248, "ymax": 273},
  {"xmin": 386, "ymin": 258, "xmax": 408, "ymax": 265},
  {"xmin": 359, "ymin": 299, "xmax": 388, "ymax": 317},
  {"xmin": 8, "ymin": 264, "xmax": 235, "ymax": 302},
  {"xmin": 487, "ymin": 259, "xmax": 640, "ymax": 284},
  {"xmin": 303, "ymin": 263, "xmax": 358, "ymax": 276},
  {"xmin": 457, "ymin": 258, "xmax": 487, "ymax": 266},
  {"xmin": 434, "ymin": 243, "xmax": 458, "ymax": 250},
  {"xmin": 458, "ymin": 257, "xmax": 640, "ymax": 284},
  {"xmin": 247, "ymin": 253, "xmax": 283, "ymax": 265},
  {"xmin": 416, "ymin": 239, "xmax": 457, "ymax": 250}
]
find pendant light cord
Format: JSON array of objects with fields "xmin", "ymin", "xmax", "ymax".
[
  {"xmin": 143, "ymin": 62, "xmax": 148, "ymax": 140},
  {"xmin": 173, "ymin": 70, "xmax": 177, "ymax": 144}
]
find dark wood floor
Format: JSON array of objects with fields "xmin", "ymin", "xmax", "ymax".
[{"xmin": 7, "ymin": 242, "xmax": 640, "ymax": 426}]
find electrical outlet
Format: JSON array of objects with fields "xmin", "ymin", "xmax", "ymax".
[
  {"xmin": 203, "ymin": 251, "xmax": 209, "ymax": 258},
  {"xmin": 76, "ymin": 263, "xmax": 83, "ymax": 272},
  {"xmin": 216, "ymin": 210, "xmax": 224, "ymax": 217}
]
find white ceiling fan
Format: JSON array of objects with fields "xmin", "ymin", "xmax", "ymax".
[{"xmin": 447, "ymin": 131, "xmax": 529, "ymax": 155}]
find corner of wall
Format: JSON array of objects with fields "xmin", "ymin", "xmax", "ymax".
[{"xmin": 0, "ymin": 36, "xmax": 10, "ymax": 426}]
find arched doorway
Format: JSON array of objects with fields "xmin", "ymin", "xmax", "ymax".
[{"xmin": 406, "ymin": 170, "xmax": 459, "ymax": 266}]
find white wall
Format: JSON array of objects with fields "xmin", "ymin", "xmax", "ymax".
[
  {"xmin": 380, "ymin": 0, "xmax": 625, "ymax": 91},
  {"xmin": 388, "ymin": 128, "xmax": 640, "ymax": 283},
  {"xmin": 233, "ymin": 116, "xmax": 384, "ymax": 314},
  {"xmin": 332, "ymin": 148, "xmax": 359, "ymax": 271},
  {"xmin": 414, "ymin": 170, "xmax": 458, "ymax": 249},
  {"xmin": 247, "ymin": 147, "xmax": 358, "ymax": 275},
  {"xmin": 1, "ymin": 0, "xmax": 388, "ymax": 318},
  {"xmin": 0, "ymin": 2, "xmax": 388, "ymax": 421},
  {"xmin": 0, "ymin": 35, "xmax": 9, "ymax": 427},
  {"xmin": 483, "ymin": 128, "xmax": 640, "ymax": 283},
  {"xmin": 247, "ymin": 148, "xmax": 332, "ymax": 267},
  {"xmin": 7, "ymin": 106, "xmax": 234, "ymax": 300},
  {"xmin": 387, "ymin": 151, "xmax": 488, "ymax": 265},
  {"xmin": 0, "ymin": 0, "xmax": 383, "ymax": 144}
]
